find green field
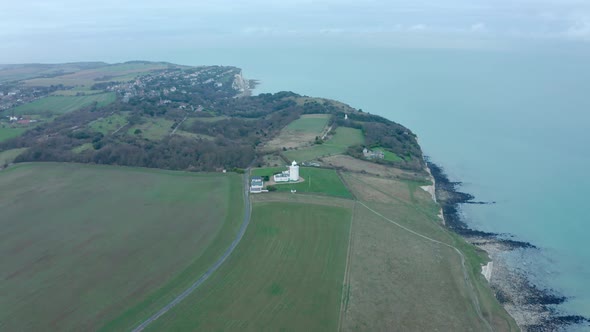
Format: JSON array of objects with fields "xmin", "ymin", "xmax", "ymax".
[
  {"xmin": 52, "ymin": 87, "xmax": 106, "ymax": 96},
  {"xmin": 23, "ymin": 63, "xmax": 169, "ymax": 88},
  {"xmin": 127, "ymin": 118, "xmax": 175, "ymax": 140},
  {"xmin": 280, "ymin": 167, "xmax": 353, "ymax": 198},
  {"xmin": 251, "ymin": 166, "xmax": 287, "ymax": 178},
  {"xmin": 89, "ymin": 113, "xmax": 129, "ymax": 135},
  {"xmin": 145, "ymin": 201, "xmax": 352, "ymax": 331},
  {"xmin": 340, "ymin": 173, "xmax": 519, "ymax": 331},
  {"xmin": 0, "ymin": 163, "xmax": 244, "ymax": 331},
  {"xmin": 252, "ymin": 166, "xmax": 352, "ymax": 199},
  {"xmin": 285, "ymin": 114, "xmax": 330, "ymax": 133},
  {"xmin": 0, "ymin": 127, "xmax": 27, "ymax": 142},
  {"xmin": 375, "ymin": 147, "xmax": 404, "ymax": 162},
  {"xmin": 185, "ymin": 115, "xmax": 229, "ymax": 124},
  {"xmin": 72, "ymin": 143, "xmax": 94, "ymax": 153},
  {"xmin": 0, "ymin": 63, "xmax": 106, "ymax": 83},
  {"xmin": 0, "ymin": 148, "xmax": 27, "ymax": 165},
  {"xmin": 11, "ymin": 93, "xmax": 116, "ymax": 117},
  {"xmin": 173, "ymin": 130, "xmax": 215, "ymax": 140},
  {"xmin": 284, "ymin": 127, "xmax": 364, "ymax": 161}
]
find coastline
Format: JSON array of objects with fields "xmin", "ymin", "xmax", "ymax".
[{"xmin": 425, "ymin": 159, "xmax": 590, "ymax": 332}]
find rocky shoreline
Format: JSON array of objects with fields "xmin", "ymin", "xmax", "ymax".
[{"xmin": 426, "ymin": 160, "xmax": 590, "ymax": 332}]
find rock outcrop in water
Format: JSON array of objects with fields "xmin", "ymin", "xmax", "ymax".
[{"xmin": 426, "ymin": 159, "xmax": 590, "ymax": 332}]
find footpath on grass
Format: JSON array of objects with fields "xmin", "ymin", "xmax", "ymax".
[
  {"xmin": 355, "ymin": 201, "xmax": 493, "ymax": 332},
  {"xmin": 131, "ymin": 170, "xmax": 253, "ymax": 332}
]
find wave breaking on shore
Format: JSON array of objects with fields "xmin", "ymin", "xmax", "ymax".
[{"xmin": 426, "ymin": 159, "xmax": 590, "ymax": 332}]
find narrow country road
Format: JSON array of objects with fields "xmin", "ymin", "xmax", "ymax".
[{"xmin": 132, "ymin": 170, "xmax": 252, "ymax": 332}]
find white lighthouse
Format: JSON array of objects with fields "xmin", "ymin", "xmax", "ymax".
[{"xmin": 289, "ymin": 161, "xmax": 300, "ymax": 181}]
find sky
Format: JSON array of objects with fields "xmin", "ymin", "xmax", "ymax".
[{"xmin": 2, "ymin": 0, "xmax": 590, "ymax": 63}]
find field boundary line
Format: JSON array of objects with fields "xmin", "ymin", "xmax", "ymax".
[
  {"xmin": 357, "ymin": 201, "xmax": 493, "ymax": 332},
  {"xmin": 131, "ymin": 171, "xmax": 253, "ymax": 332},
  {"xmin": 338, "ymin": 201, "xmax": 356, "ymax": 332}
]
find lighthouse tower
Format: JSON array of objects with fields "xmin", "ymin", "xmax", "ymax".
[{"xmin": 289, "ymin": 161, "xmax": 300, "ymax": 181}]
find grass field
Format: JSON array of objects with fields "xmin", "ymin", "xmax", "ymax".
[
  {"xmin": 252, "ymin": 166, "xmax": 353, "ymax": 199},
  {"xmin": 72, "ymin": 143, "xmax": 94, "ymax": 153},
  {"xmin": 0, "ymin": 163, "xmax": 244, "ymax": 331},
  {"xmin": 279, "ymin": 167, "xmax": 352, "ymax": 198},
  {"xmin": 0, "ymin": 63, "xmax": 106, "ymax": 83},
  {"xmin": 185, "ymin": 115, "xmax": 230, "ymax": 124},
  {"xmin": 340, "ymin": 173, "xmax": 519, "ymax": 331},
  {"xmin": 11, "ymin": 93, "xmax": 116, "ymax": 117},
  {"xmin": 375, "ymin": 147, "xmax": 404, "ymax": 162},
  {"xmin": 285, "ymin": 114, "xmax": 330, "ymax": 132},
  {"xmin": 173, "ymin": 130, "xmax": 215, "ymax": 141},
  {"xmin": 0, "ymin": 148, "xmax": 27, "ymax": 165},
  {"xmin": 89, "ymin": 113, "xmax": 129, "ymax": 135},
  {"xmin": 144, "ymin": 201, "xmax": 352, "ymax": 331},
  {"xmin": 250, "ymin": 166, "xmax": 287, "ymax": 178},
  {"xmin": 262, "ymin": 114, "xmax": 331, "ymax": 151},
  {"xmin": 127, "ymin": 118, "xmax": 175, "ymax": 140},
  {"xmin": 283, "ymin": 127, "xmax": 364, "ymax": 162},
  {"xmin": 0, "ymin": 127, "xmax": 27, "ymax": 142},
  {"xmin": 23, "ymin": 63, "xmax": 169, "ymax": 88},
  {"xmin": 52, "ymin": 88, "xmax": 106, "ymax": 96}
]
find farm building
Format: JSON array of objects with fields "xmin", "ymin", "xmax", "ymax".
[
  {"xmin": 363, "ymin": 148, "xmax": 385, "ymax": 160},
  {"xmin": 273, "ymin": 161, "xmax": 300, "ymax": 182},
  {"xmin": 274, "ymin": 172, "xmax": 290, "ymax": 182},
  {"xmin": 250, "ymin": 176, "xmax": 264, "ymax": 193}
]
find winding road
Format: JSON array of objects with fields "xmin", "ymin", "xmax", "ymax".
[{"xmin": 132, "ymin": 171, "xmax": 252, "ymax": 332}]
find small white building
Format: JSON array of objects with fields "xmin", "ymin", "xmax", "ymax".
[
  {"xmin": 274, "ymin": 171, "xmax": 290, "ymax": 182},
  {"xmin": 363, "ymin": 148, "xmax": 385, "ymax": 160}
]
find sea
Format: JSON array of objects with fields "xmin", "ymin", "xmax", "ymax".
[{"xmin": 171, "ymin": 47, "xmax": 590, "ymax": 323}]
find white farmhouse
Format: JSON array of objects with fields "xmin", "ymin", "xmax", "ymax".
[{"xmin": 250, "ymin": 176, "xmax": 264, "ymax": 193}]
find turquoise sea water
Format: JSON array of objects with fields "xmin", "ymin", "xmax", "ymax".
[{"xmin": 174, "ymin": 48, "xmax": 590, "ymax": 318}]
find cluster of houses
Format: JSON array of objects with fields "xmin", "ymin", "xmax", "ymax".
[
  {"xmin": 250, "ymin": 161, "xmax": 300, "ymax": 193},
  {"xmin": 363, "ymin": 148, "xmax": 385, "ymax": 160},
  {"xmin": 3, "ymin": 115, "xmax": 36, "ymax": 126},
  {"xmin": 0, "ymin": 87, "xmax": 50, "ymax": 111},
  {"xmin": 104, "ymin": 66, "xmax": 241, "ymax": 104}
]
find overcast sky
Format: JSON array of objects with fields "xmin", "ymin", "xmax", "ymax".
[{"xmin": 2, "ymin": 0, "xmax": 590, "ymax": 63}]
